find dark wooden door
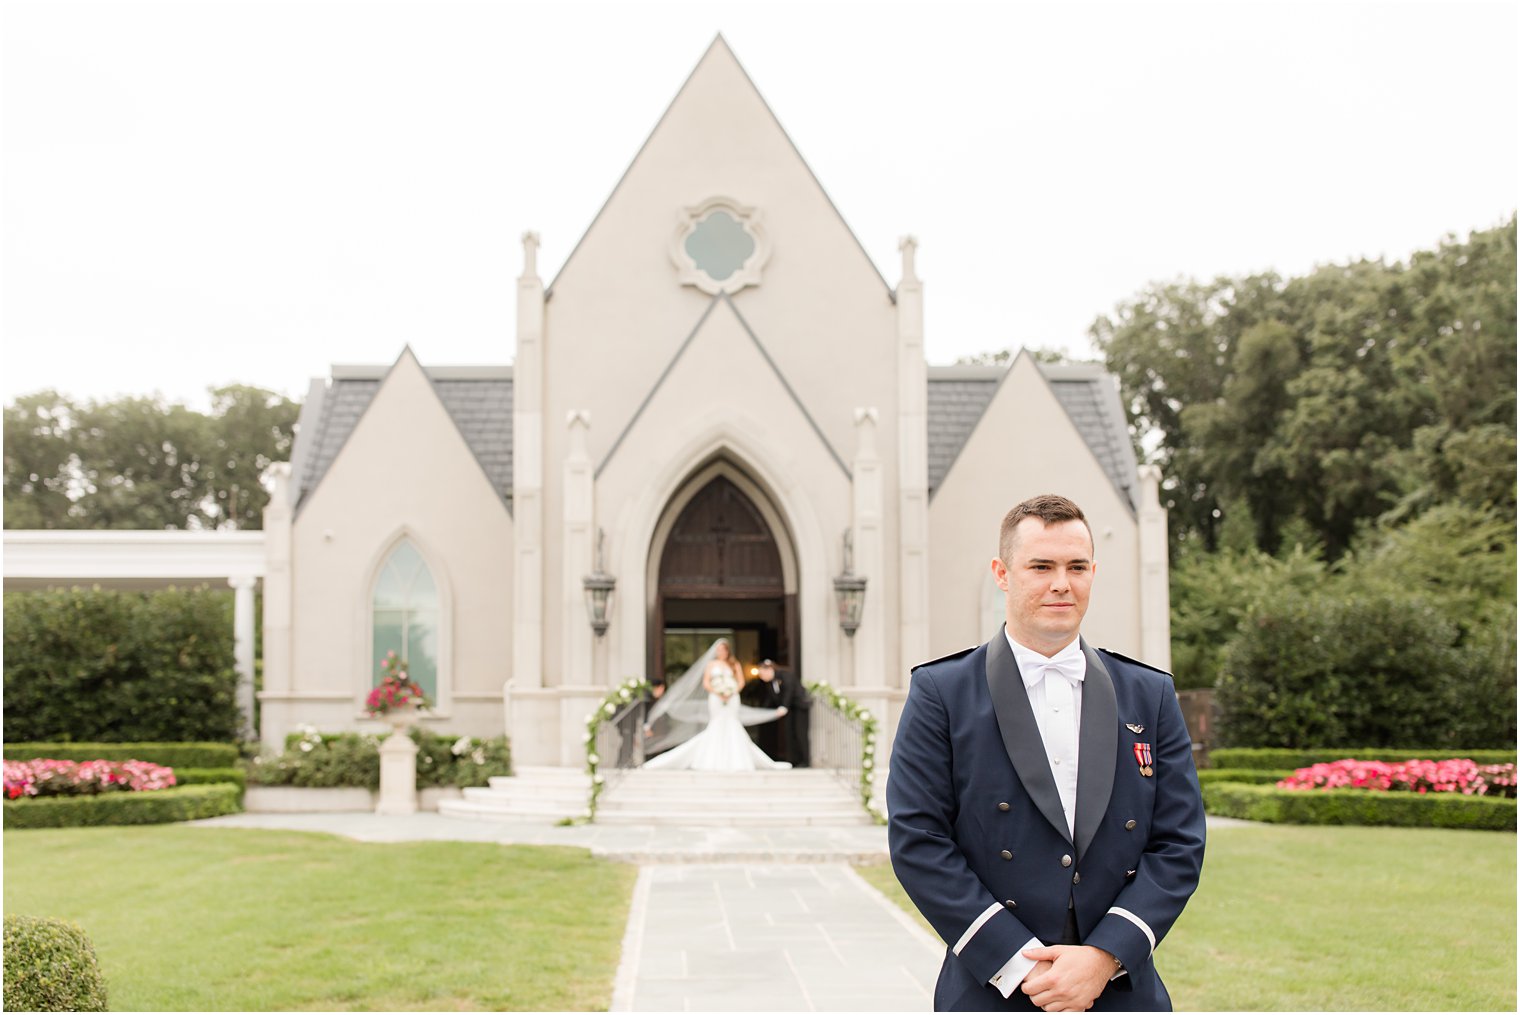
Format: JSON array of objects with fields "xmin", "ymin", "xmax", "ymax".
[
  {"xmin": 659, "ymin": 477, "xmax": 783, "ymax": 598},
  {"xmin": 652, "ymin": 476, "xmax": 794, "ymax": 682}
]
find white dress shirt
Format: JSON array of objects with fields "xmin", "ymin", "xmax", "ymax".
[{"xmin": 988, "ymin": 631, "xmax": 1087, "ymax": 999}]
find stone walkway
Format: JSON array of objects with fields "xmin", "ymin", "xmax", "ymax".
[
  {"xmin": 193, "ymin": 811, "xmax": 1251, "ymax": 1012},
  {"xmin": 612, "ymin": 864, "xmax": 941, "ymax": 1012}
]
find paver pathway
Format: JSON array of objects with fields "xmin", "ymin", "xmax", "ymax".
[{"xmin": 612, "ymin": 863, "xmax": 943, "ymax": 1013}]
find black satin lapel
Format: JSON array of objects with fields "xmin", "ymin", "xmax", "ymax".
[
  {"xmin": 1075, "ymin": 639, "xmax": 1117, "ymax": 862},
  {"xmin": 985, "ymin": 630, "xmax": 1071, "ymax": 843}
]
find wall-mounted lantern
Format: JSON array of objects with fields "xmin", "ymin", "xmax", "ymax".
[
  {"xmin": 833, "ymin": 529, "xmax": 867, "ymax": 638},
  {"xmin": 582, "ymin": 528, "xmax": 616, "ymax": 638}
]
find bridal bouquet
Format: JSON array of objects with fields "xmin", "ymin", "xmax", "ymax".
[{"xmin": 710, "ymin": 670, "xmax": 740, "ymax": 698}]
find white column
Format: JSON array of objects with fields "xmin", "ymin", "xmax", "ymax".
[
  {"xmin": 562, "ymin": 411, "xmax": 595, "ymax": 691},
  {"xmin": 896, "ymin": 237, "xmax": 930, "ymax": 679},
  {"xmin": 259, "ymin": 462, "xmax": 293, "ymax": 752},
  {"xmin": 1137, "ymin": 464, "xmax": 1172, "ymax": 670},
  {"xmin": 229, "ymin": 575, "xmax": 258, "ymax": 742},
  {"xmin": 513, "ymin": 233, "xmax": 546, "ymax": 690},
  {"xmin": 852, "ymin": 408, "xmax": 885, "ymax": 690}
]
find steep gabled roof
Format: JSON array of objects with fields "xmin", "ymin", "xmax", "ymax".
[
  {"xmin": 546, "ymin": 34, "xmax": 892, "ymax": 299},
  {"xmin": 926, "ymin": 359, "xmax": 1139, "ymax": 513},
  {"xmin": 290, "ymin": 362, "xmax": 513, "ymax": 514},
  {"xmin": 290, "ymin": 356, "xmax": 1136, "ymax": 516}
]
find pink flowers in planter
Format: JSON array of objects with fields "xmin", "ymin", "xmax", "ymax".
[
  {"xmin": 3, "ymin": 759, "xmax": 178, "ymax": 800},
  {"xmin": 366, "ymin": 651, "xmax": 433, "ymax": 716},
  {"xmin": 1277, "ymin": 758, "xmax": 1517, "ymax": 798}
]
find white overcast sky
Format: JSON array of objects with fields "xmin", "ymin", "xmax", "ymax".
[{"xmin": 3, "ymin": 0, "xmax": 1515, "ymax": 410}]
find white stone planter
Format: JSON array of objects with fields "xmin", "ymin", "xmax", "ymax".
[{"xmin": 245, "ymin": 786, "xmax": 463, "ymax": 813}]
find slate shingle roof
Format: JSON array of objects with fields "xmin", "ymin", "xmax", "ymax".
[
  {"xmin": 292, "ymin": 357, "xmax": 1137, "ymax": 516},
  {"xmin": 292, "ymin": 365, "xmax": 513, "ymax": 513},
  {"xmin": 926, "ymin": 361, "xmax": 1139, "ymax": 513},
  {"xmin": 926, "ymin": 368, "xmax": 1000, "ymax": 496}
]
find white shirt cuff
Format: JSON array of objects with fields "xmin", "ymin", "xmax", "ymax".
[{"xmin": 988, "ymin": 936, "xmax": 1043, "ymax": 998}]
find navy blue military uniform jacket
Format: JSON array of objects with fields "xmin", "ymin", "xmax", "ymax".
[{"xmin": 887, "ymin": 630, "xmax": 1205, "ymax": 1011}]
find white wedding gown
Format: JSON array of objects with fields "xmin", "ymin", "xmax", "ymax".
[{"xmin": 642, "ymin": 664, "xmax": 791, "ymax": 772}]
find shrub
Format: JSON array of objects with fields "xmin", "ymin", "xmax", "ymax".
[
  {"xmin": 246, "ymin": 728, "xmax": 512, "ymax": 790},
  {"xmin": 1216, "ymin": 587, "xmax": 1469, "ymax": 748},
  {"xmin": 1203, "ymin": 781, "xmax": 1517, "ymax": 831},
  {"xmin": 1195, "ymin": 768, "xmax": 1288, "ymax": 786},
  {"xmin": 1209, "ymin": 747, "xmax": 1518, "ymax": 770},
  {"xmin": 3, "ymin": 742, "xmax": 240, "ymax": 768},
  {"xmin": 2, "ymin": 783, "xmax": 241, "ymax": 829},
  {"xmin": 3, "ymin": 588, "xmax": 241, "ymax": 743},
  {"xmin": 1169, "ymin": 544, "xmax": 1327, "ymax": 690},
  {"xmin": 175, "ymin": 767, "xmax": 246, "ymax": 792},
  {"xmin": 3, "ymin": 915, "xmax": 108, "ymax": 1012}
]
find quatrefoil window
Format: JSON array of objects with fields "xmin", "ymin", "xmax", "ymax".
[{"xmin": 670, "ymin": 198, "xmax": 769, "ymax": 295}]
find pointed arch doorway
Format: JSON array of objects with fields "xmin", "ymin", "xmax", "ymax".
[{"xmin": 650, "ymin": 469, "xmax": 799, "ymax": 756}]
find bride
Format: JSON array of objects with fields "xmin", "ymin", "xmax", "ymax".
[{"xmin": 641, "ymin": 638, "xmax": 791, "ymax": 771}]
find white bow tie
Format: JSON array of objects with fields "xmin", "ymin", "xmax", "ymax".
[{"xmin": 1022, "ymin": 653, "xmax": 1085, "ymax": 690}]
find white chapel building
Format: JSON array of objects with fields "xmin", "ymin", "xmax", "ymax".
[{"xmin": 256, "ymin": 37, "xmax": 1171, "ymax": 766}]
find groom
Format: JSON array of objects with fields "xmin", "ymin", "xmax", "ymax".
[{"xmin": 887, "ymin": 494, "xmax": 1205, "ymax": 1011}]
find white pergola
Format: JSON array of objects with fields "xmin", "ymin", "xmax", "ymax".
[{"xmin": 3, "ymin": 530, "xmax": 265, "ymax": 740}]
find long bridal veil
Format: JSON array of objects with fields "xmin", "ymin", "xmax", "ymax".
[{"xmin": 643, "ymin": 639, "xmax": 782, "ymax": 756}]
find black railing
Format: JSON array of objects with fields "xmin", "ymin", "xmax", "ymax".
[
  {"xmin": 596, "ymin": 697, "xmax": 648, "ymax": 790},
  {"xmin": 808, "ymin": 692, "xmax": 869, "ymax": 802}
]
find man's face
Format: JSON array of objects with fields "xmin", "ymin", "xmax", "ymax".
[
  {"xmin": 991, "ymin": 517, "xmax": 1096, "ymax": 656},
  {"xmin": 756, "ymin": 666, "xmax": 775, "ymax": 683}
]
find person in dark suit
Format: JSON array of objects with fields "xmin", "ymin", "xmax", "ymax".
[
  {"xmin": 741, "ymin": 665, "xmax": 784, "ymax": 758},
  {"xmin": 887, "ymin": 494, "xmax": 1205, "ymax": 1012},
  {"xmin": 756, "ymin": 659, "xmax": 811, "ymax": 767}
]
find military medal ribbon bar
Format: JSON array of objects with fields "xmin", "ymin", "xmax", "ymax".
[{"xmin": 1133, "ymin": 742, "xmax": 1154, "ymax": 777}]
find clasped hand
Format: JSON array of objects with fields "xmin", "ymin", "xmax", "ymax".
[{"xmin": 1019, "ymin": 944, "xmax": 1113, "ymax": 1012}]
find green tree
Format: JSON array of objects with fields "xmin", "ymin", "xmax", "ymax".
[
  {"xmin": 199, "ymin": 385, "xmax": 300, "ymax": 530},
  {"xmin": 3, "ymin": 386, "xmax": 299, "ymax": 530},
  {"xmin": 1093, "ymin": 218, "xmax": 1516, "ymax": 556},
  {"xmin": 3, "ymin": 391, "xmax": 82, "ymax": 528}
]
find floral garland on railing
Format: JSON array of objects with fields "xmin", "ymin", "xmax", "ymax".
[
  {"xmin": 576, "ymin": 677, "xmax": 651, "ymax": 823},
  {"xmin": 805, "ymin": 680, "xmax": 884, "ymax": 823}
]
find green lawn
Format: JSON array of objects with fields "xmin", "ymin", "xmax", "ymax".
[
  {"xmin": 856, "ymin": 824, "xmax": 1517, "ymax": 1011},
  {"xmin": 3, "ymin": 826, "xmax": 636, "ymax": 1011}
]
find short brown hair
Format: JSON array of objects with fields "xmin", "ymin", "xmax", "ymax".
[{"xmin": 999, "ymin": 494, "xmax": 1092, "ymax": 562}]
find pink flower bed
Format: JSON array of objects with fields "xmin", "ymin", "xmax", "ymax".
[
  {"xmin": 3, "ymin": 759, "xmax": 178, "ymax": 800},
  {"xmin": 1277, "ymin": 758, "xmax": 1517, "ymax": 798}
]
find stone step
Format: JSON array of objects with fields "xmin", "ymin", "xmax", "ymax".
[
  {"xmin": 459, "ymin": 784, "xmax": 583, "ymax": 802},
  {"xmin": 439, "ymin": 797, "xmax": 584, "ymax": 820},
  {"xmin": 594, "ymin": 809, "xmax": 874, "ymax": 827},
  {"xmin": 601, "ymin": 790, "xmax": 869, "ymax": 814},
  {"xmin": 484, "ymin": 777, "xmax": 591, "ymax": 796}
]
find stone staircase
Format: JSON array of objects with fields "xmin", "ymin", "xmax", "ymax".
[
  {"xmin": 438, "ymin": 766, "xmax": 873, "ymax": 826},
  {"xmin": 597, "ymin": 769, "xmax": 873, "ymax": 826},
  {"xmin": 438, "ymin": 765, "xmax": 592, "ymax": 822}
]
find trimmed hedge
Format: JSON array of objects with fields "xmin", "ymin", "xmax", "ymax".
[
  {"xmin": 1203, "ymin": 781, "xmax": 1518, "ymax": 831},
  {"xmin": 3, "ymin": 783, "xmax": 241, "ymax": 829},
  {"xmin": 3, "ymin": 741, "xmax": 239, "ymax": 769},
  {"xmin": 175, "ymin": 767, "xmax": 246, "ymax": 792},
  {"xmin": 1196, "ymin": 768, "xmax": 1288, "ymax": 786},
  {"xmin": 1210, "ymin": 747, "xmax": 1518, "ymax": 770},
  {"xmin": 3, "ymin": 915, "xmax": 108, "ymax": 1012},
  {"xmin": 4, "ymin": 587, "xmax": 241, "ymax": 743}
]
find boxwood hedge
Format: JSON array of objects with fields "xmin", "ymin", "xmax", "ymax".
[
  {"xmin": 3, "ymin": 915, "xmax": 108, "ymax": 1012},
  {"xmin": 1209, "ymin": 748, "xmax": 1517, "ymax": 770},
  {"xmin": 1195, "ymin": 768, "xmax": 1288, "ymax": 786},
  {"xmin": 1203, "ymin": 780, "xmax": 1517, "ymax": 831},
  {"xmin": 3, "ymin": 783, "xmax": 241, "ymax": 829},
  {"xmin": 3, "ymin": 742, "xmax": 239, "ymax": 769},
  {"xmin": 3, "ymin": 587, "xmax": 241, "ymax": 743}
]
